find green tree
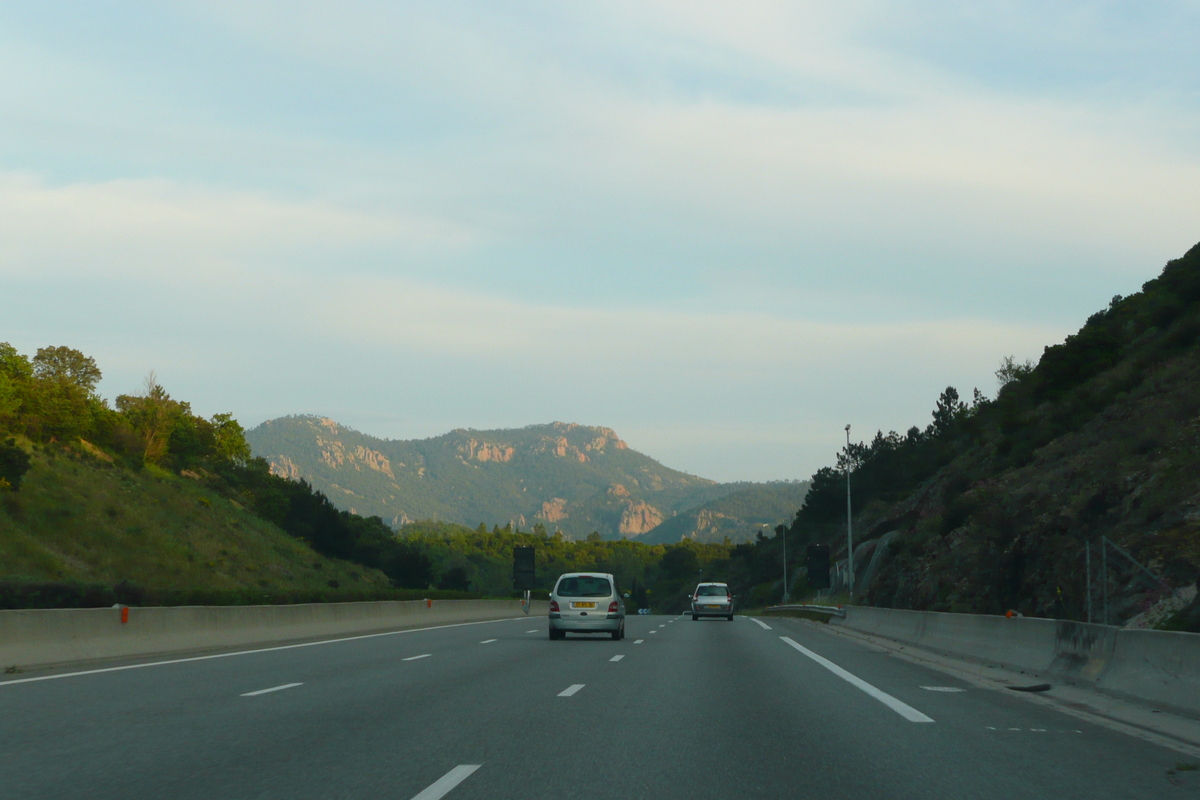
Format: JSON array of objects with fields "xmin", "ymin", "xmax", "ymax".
[
  {"xmin": 0, "ymin": 438, "xmax": 32, "ymax": 491},
  {"xmin": 0, "ymin": 343, "xmax": 33, "ymax": 382},
  {"xmin": 995, "ymin": 356, "xmax": 1034, "ymax": 389},
  {"xmin": 929, "ymin": 386, "xmax": 966, "ymax": 437},
  {"xmin": 211, "ymin": 413, "xmax": 251, "ymax": 464},
  {"xmin": 116, "ymin": 373, "xmax": 186, "ymax": 465},
  {"xmin": 32, "ymin": 346, "xmax": 102, "ymax": 395}
]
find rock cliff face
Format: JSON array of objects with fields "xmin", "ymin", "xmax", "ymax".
[
  {"xmin": 618, "ymin": 500, "xmax": 665, "ymax": 536},
  {"xmin": 268, "ymin": 455, "xmax": 302, "ymax": 481},
  {"xmin": 538, "ymin": 498, "xmax": 569, "ymax": 523},
  {"xmin": 458, "ymin": 438, "xmax": 515, "ymax": 463}
]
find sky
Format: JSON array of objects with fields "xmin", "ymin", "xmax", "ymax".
[{"xmin": 2, "ymin": 1, "xmax": 1198, "ymax": 482}]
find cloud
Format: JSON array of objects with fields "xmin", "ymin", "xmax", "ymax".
[{"xmin": 3, "ymin": 1, "xmax": 1196, "ymax": 479}]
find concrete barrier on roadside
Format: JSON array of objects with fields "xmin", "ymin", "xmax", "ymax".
[
  {"xmin": 832, "ymin": 606, "xmax": 1200, "ymax": 717},
  {"xmin": 0, "ymin": 599, "xmax": 550, "ymax": 671}
]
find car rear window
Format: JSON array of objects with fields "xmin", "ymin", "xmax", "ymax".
[
  {"xmin": 697, "ymin": 585, "xmax": 729, "ymax": 596},
  {"xmin": 557, "ymin": 576, "xmax": 612, "ymax": 597}
]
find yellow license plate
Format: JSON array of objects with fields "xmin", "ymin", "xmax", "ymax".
[
  {"xmin": 705, "ymin": 605, "xmax": 720, "ymax": 609},
  {"xmin": 572, "ymin": 602, "xmax": 596, "ymax": 609}
]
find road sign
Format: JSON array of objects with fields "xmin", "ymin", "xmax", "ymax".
[
  {"xmin": 806, "ymin": 544, "xmax": 831, "ymax": 590},
  {"xmin": 512, "ymin": 545, "xmax": 536, "ymax": 591}
]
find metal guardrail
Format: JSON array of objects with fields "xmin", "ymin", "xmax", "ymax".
[{"xmin": 764, "ymin": 604, "xmax": 847, "ymax": 618}]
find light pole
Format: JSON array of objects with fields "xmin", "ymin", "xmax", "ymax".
[
  {"xmin": 781, "ymin": 524, "xmax": 788, "ymax": 604},
  {"xmin": 845, "ymin": 424, "xmax": 854, "ymax": 601}
]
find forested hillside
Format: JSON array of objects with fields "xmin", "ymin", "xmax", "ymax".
[
  {"xmin": 742, "ymin": 241, "xmax": 1200, "ymax": 630},
  {"xmin": 245, "ymin": 417, "xmax": 743, "ymax": 540},
  {"xmin": 633, "ymin": 481, "xmax": 810, "ymax": 544}
]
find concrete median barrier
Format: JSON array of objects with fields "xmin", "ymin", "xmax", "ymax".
[
  {"xmin": 0, "ymin": 599, "xmax": 550, "ymax": 671},
  {"xmin": 833, "ymin": 606, "xmax": 1200, "ymax": 717}
]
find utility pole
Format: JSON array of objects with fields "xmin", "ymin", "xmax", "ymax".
[{"xmin": 845, "ymin": 424, "xmax": 854, "ymax": 600}]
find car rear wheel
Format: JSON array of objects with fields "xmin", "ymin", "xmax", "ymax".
[
  {"xmin": 727, "ymin": 615, "xmax": 734, "ymax": 621},
  {"xmin": 549, "ymin": 628, "xmax": 563, "ymax": 640},
  {"xmin": 691, "ymin": 614, "xmax": 698, "ymax": 620}
]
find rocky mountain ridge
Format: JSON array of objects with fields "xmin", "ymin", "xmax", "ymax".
[{"xmin": 245, "ymin": 418, "xmax": 763, "ymax": 540}]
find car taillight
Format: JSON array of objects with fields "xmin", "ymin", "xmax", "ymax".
[
  {"xmin": 550, "ymin": 600, "xmax": 560, "ymax": 612},
  {"xmin": 608, "ymin": 601, "xmax": 619, "ymax": 613}
]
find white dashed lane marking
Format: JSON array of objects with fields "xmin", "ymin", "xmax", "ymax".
[
  {"xmin": 479, "ymin": 639, "xmax": 497, "ymax": 644},
  {"xmin": 921, "ymin": 686, "xmax": 965, "ymax": 692},
  {"xmin": 526, "ymin": 630, "xmax": 537, "ymax": 633},
  {"xmin": 240, "ymin": 683, "xmax": 303, "ymax": 697},
  {"xmin": 610, "ymin": 655, "xmax": 624, "ymax": 662},
  {"xmin": 409, "ymin": 764, "xmax": 481, "ymax": 800},
  {"xmin": 634, "ymin": 639, "xmax": 644, "ymax": 644},
  {"xmin": 558, "ymin": 684, "xmax": 585, "ymax": 697},
  {"xmin": 751, "ymin": 619, "xmax": 772, "ymax": 630},
  {"xmin": 402, "ymin": 654, "xmax": 431, "ymax": 661}
]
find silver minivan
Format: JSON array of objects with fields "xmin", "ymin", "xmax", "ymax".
[
  {"xmin": 549, "ymin": 572, "xmax": 625, "ymax": 640},
  {"xmin": 691, "ymin": 582, "xmax": 734, "ymax": 620}
]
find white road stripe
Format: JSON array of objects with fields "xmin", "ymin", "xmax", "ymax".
[
  {"xmin": 526, "ymin": 630, "xmax": 537, "ymax": 633},
  {"xmin": 0, "ymin": 618, "xmax": 520, "ymax": 688},
  {"xmin": 610, "ymin": 655, "xmax": 624, "ymax": 662},
  {"xmin": 921, "ymin": 686, "xmax": 965, "ymax": 692},
  {"xmin": 402, "ymin": 654, "xmax": 431, "ymax": 661},
  {"xmin": 633, "ymin": 639, "xmax": 644, "ymax": 644},
  {"xmin": 479, "ymin": 639, "xmax": 497, "ymax": 644},
  {"xmin": 410, "ymin": 764, "xmax": 481, "ymax": 800},
  {"xmin": 649, "ymin": 631, "xmax": 657, "ymax": 634},
  {"xmin": 240, "ymin": 682, "xmax": 302, "ymax": 697},
  {"xmin": 780, "ymin": 637, "xmax": 934, "ymax": 723},
  {"xmin": 558, "ymin": 684, "xmax": 585, "ymax": 697},
  {"xmin": 751, "ymin": 618, "xmax": 772, "ymax": 630}
]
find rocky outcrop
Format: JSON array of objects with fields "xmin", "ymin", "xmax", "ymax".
[
  {"xmin": 268, "ymin": 456, "xmax": 302, "ymax": 480},
  {"xmin": 458, "ymin": 438, "xmax": 515, "ymax": 463},
  {"xmin": 312, "ymin": 437, "xmax": 395, "ymax": 478},
  {"xmin": 538, "ymin": 498, "xmax": 569, "ymax": 523},
  {"xmin": 619, "ymin": 501, "xmax": 664, "ymax": 536}
]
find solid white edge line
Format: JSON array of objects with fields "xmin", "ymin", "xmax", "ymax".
[
  {"xmin": 558, "ymin": 683, "xmax": 585, "ymax": 697},
  {"xmin": 410, "ymin": 764, "xmax": 481, "ymax": 800},
  {"xmin": 402, "ymin": 654, "xmax": 432, "ymax": 661},
  {"xmin": 751, "ymin": 618, "xmax": 772, "ymax": 630},
  {"xmin": 780, "ymin": 637, "xmax": 934, "ymax": 723},
  {"xmin": 0, "ymin": 618, "xmax": 522, "ymax": 688},
  {"xmin": 610, "ymin": 655, "xmax": 624, "ymax": 661},
  {"xmin": 240, "ymin": 682, "xmax": 303, "ymax": 697}
]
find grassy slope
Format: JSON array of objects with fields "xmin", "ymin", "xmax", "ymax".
[{"xmin": 0, "ymin": 444, "xmax": 391, "ymax": 594}]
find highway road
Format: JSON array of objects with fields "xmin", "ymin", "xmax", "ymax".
[{"xmin": 1, "ymin": 613, "xmax": 1195, "ymax": 799}]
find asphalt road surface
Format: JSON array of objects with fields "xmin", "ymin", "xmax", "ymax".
[{"xmin": 2, "ymin": 614, "xmax": 1196, "ymax": 799}]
